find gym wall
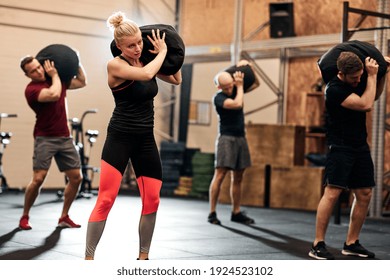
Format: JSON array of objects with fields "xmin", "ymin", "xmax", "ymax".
[
  {"xmin": 180, "ymin": 0, "xmax": 377, "ymax": 45},
  {"xmin": 0, "ymin": 0, "xmax": 177, "ymax": 189},
  {"xmin": 179, "ymin": 0, "xmax": 381, "ymax": 152}
]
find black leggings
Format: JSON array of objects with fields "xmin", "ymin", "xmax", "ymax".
[{"xmin": 85, "ymin": 128, "xmax": 162, "ymax": 258}]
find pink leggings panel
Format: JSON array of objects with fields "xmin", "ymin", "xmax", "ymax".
[
  {"xmin": 89, "ymin": 160, "xmax": 122, "ymax": 222},
  {"xmin": 137, "ymin": 176, "xmax": 162, "ymax": 215}
]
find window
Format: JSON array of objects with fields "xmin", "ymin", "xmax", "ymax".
[{"xmin": 189, "ymin": 100, "xmax": 211, "ymax": 125}]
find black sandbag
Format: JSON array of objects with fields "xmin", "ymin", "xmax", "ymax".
[
  {"xmin": 110, "ymin": 24, "xmax": 185, "ymax": 75},
  {"xmin": 110, "ymin": 40, "xmax": 121, "ymax": 58},
  {"xmin": 224, "ymin": 64, "xmax": 256, "ymax": 93},
  {"xmin": 317, "ymin": 40, "xmax": 387, "ymax": 84},
  {"xmin": 36, "ymin": 44, "xmax": 79, "ymax": 84}
]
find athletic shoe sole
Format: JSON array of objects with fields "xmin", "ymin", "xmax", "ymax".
[
  {"xmin": 341, "ymin": 249, "xmax": 371, "ymax": 258},
  {"xmin": 308, "ymin": 251, "xmax": 333, "ymax": 260},
  {"xmin": 19, "ymin": 226, "xmax": 32, "ymax": 230},
  {"xmin": 58, "ymin": 222, "xmax": 81, "ymax": 228}
]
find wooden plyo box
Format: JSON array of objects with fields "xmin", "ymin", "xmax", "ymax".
[
  {"xmin": 246, "ymin": 123, "xmax": 305, "ymax": 166},
  {"xmin": 218, "ymin": 165, "xmax": 265, "ymax": 207},
  {"xmin": 270, "ymin": 165, "xmax": 324, "ymax": 211}
]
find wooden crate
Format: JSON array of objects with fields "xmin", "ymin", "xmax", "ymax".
[
  {"xmin": 270, "ymin": 165, "xmax": 324, "ymax": 211},
  {"xmin": 246, "ymin": 123, "xmax": 305, "ymax": 166},
  {"xmin": 218, "ymin": 165, "xmax": 265, "ymax": 207}
]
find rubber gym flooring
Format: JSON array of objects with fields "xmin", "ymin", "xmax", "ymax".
[{"xmin": 0, "ymin": 189, "xmax": 389, "ymax": 261}]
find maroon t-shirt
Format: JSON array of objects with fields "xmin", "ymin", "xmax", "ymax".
[{"xmin": 24, "ymin": 81, "xmax": 70, "ymax": 138}]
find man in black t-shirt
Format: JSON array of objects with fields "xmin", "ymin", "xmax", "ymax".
[
  {"xmin": 309, "ymin": 51, "xmax": 390, "ymax": 260},
  {"xmin": 207, "ymin": 60, "xmax": 260, "ymax": 225}
]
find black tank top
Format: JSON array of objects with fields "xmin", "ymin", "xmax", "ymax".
[{"xmin": 108, "ymin": 55, "xmax": 158, "ymax": 133}]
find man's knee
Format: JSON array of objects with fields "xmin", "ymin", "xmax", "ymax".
[
  {"xmin": 323, "ymin": 185, "xmax": 343, "ymax": 202},
  {"xmin": 354, "ymin": 188, "xmax": 372, "ymax": 203},
  {"xmin": 31, "ymin": 177, "xmax": 44, "ymax": 187},
  {"xmin": 214, "ymin": 168, "xmax": 230, "ymax": 184},
  {"xmin": 30, "ymin": 170, "xmax": 48, "ymax": 188},
  {"xmin": 72, "ymin": 174, "xmax": 83, "ymax": 186},
  {"xmin": 66, "ymin": 170, "xmax": 83, "ymax": 186}
]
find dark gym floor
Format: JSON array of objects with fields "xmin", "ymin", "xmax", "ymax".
[{"xmin": 0, "ymin": 189, "xmax": 390, "ymax": 261}]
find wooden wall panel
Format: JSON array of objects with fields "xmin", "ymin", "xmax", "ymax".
[
  {"xmin": 180, "ymin": 0, "xmax": 236, "ymax": 45},
  {"xmin": 218, "ymin": 165, "xmax": 265, "ymax": 207},
  {"xmin": 270, "ymin": 165, "xmax": 324, "ymax": 211},
  {"xmin": 286, "ymin": 57, "xmax": 320, "ymax": 126},
  {"xmin": 246, "ymin": 123, "xmax": 305, "ymax": 166},
  {"xmin": 180, "ymin": 0, "xmax": 378, "ymax": 46},
  {"xmin": 294, "ymin": 0, "xmax": 377, "ymax": 36}
]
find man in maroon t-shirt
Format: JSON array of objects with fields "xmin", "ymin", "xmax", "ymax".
[{"xmin": 19, "ymin": 55, "xmax": 87, "ymax": 230}]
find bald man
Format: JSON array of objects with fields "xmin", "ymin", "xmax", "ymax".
[{"xmin": 208, "ymin": 60, "xmax": 260, "ymax": 225}]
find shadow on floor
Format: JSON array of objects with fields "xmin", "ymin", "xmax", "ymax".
[
  {"xmin": 7, "ymin": 197, "xmax": 64, "ymax": 210},
  {"xmin": 220, "ymin": 223, "xmax": 377, "ymax": 260},
  {"xmin": 0, "ymin": 227, "xmax": 64, "ymax": 260},
  {"xmin": 220, "ymin": 223, "xmax": 312, "ymax": 259}
]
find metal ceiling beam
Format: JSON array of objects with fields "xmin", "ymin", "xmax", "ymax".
[
  {"xmin": 231, "ymin": 0, "xmax": 244, "ymax": 65},
  {"xmin": 184, "ymin": 31, "xmax": 378, "ymax": 64}
]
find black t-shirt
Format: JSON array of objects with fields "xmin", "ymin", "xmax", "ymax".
[
  {"xmin": 213, "ymin": 90, "xmax": 245, "ymax": 137},
  {"xmin": 324, "ymin": 76, "xmax": 367, "ymax": 147}
]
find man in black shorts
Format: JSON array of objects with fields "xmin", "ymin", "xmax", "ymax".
[
  {"xmin": 309, "ymin": 52, "xmax": 390, "ymax": 259},
  {"xmin": 207, "ymin": 60, "xmax": 260, "ymax": 225}
]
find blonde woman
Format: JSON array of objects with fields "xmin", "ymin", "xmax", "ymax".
[{"xmin": 85, "ymin": 11, "xmax": 181, "ymax": 260}]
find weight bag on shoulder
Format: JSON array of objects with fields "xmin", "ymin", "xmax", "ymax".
[
  {"xmin": 224, "ymin": 64, "xmax": 256, "ymax": 93},
  {"xmin": 36, "ymin": 44, "xmax": 79, "ymax": 84},
  {"xmin": 110, "ymin": 24, "xmax": 185, "ymax": 75},
  {"xmin": 317, "ymin": 40, "xmax": 387, "ymax": 84}
]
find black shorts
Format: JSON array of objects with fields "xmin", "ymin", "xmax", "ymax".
[{"xmin": 323, "ymin": 144, "xmax": 375, "ymax": 190}]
